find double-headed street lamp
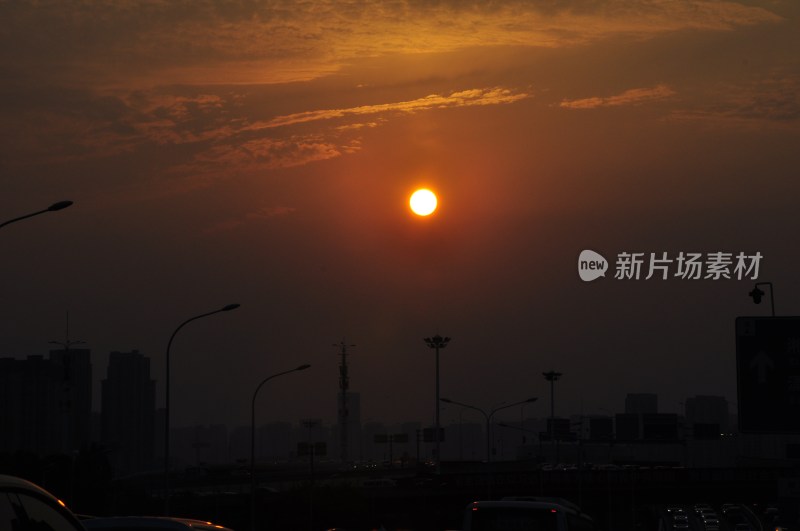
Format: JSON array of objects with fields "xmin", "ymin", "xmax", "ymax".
[
  {"xmin": 424, "ymin": 334, "xmax": 450, "ymax": 474},
  {"xmin": 164, "ymin": 303, "xmax": 240, "ymax": 515},
  {"xmin": 542, "ymin": 371, "xmax": 562, "ymax": 435},
  {"xmin": 1, "ymin": 201, "xmax": 73, "ymax": 229},
  {"xmin": 251, "ymin": 364, "xmax": 311, "ymax": 531},
  {"xmin": 440, "ymin": 397, "xmax": 537, "ymax": 463}
]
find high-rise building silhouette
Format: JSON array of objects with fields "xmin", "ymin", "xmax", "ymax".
[
  {"xmin": 589, "ymin": 416, "xmax": 613, "ymax": 441},
  {"xmin": 0, "ymin": 349, "xmax": 93, "ymax": 456},
  {"xmin": 685, "ymin": 395, "xmax": 729, "ymax": 435},
  {"xmin": 0, "ymin": 356, "xmax": 59, "ymax": 455},
  {"xmin": 625, "ymin": 393, "xmax": 658, "ymax": 414},
  {"xmin": 256, "ymin": 421, "xmax": 293, "ymax": 461},
  {"xmin": 615, "ymin": 413, "xmax": 640, "ymax": 440},
  {"xmin": 642, "ymin": 413, "xmax": 679, "ymax": 440},
  {"xmin": 50, "ymin": 347, "xmax": 92, "ymax": 454},
  {"xmin": 172, "ymin": 424, "xmax": 227, "ymax": 467},
  {"xmin": 101, "ymin": 350, "xmax": 155, "ymax": 475}
]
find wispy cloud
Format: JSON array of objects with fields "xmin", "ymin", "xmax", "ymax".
[
  {"xmin": 0, "ymin": 82, "xmax": 530, "ymax": 184},
  {"xmin": 252, "ymin": 88, "xmax": 530, "ymax": 129},
  {"xmin": 169, "ymin": 135, "xmax": 348, "ymax": 177},
  {"xmin": 559, "ymin": 85, "xmax": 676, "ymax": 109},
  {"xmin": 668, "ymin": 75, "xmax": 800, "ymax": 128},
  {"xmin": 145, "ymin": 87, "xmax": 530, "ymax": 181}
]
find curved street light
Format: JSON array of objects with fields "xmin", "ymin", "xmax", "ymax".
[
  {"xmin": 1, "ymin": 200, "xmax": 74, "ymax": 229},
  {"xmin": 164, "ymin": 303, "xmax": 240, "ymax": 515},
  {"xmin": 250, "ymin": 364, "xmax": 311, "ymax": 531}
]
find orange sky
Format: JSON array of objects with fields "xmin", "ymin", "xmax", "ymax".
[{"xmin": 1, "ymin": 1, "xmax": 799, "ymax": 427}]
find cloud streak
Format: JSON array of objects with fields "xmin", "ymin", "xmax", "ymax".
[
  {"xmin": 668, "ymin": 74, "xmax": 800, "ymax": 128},
  {"xmin": 559, "ymin": 85, "xmax": 676, "ymax": 109},
  {"xmin": 253, "ymin": 88, "xmax": 530, "ymax": 129}
]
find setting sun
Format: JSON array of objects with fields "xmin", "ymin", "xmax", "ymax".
[{"xmin": 409, "ymin": 189, "xmax": 437, "ymax": 216}]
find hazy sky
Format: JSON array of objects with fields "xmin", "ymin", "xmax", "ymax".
[{"xmin": 1, "ymin": 0, "xmax": 798, "ymax": 429}]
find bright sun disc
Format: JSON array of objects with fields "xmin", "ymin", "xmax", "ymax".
[{"xmin": 410, "ymin": 189, "xmax": 437, "ymax": 216}]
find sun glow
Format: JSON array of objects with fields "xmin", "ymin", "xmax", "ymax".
[{"xmin": 409, "ymin": 189, "xmax": 437, "ymax": 216}]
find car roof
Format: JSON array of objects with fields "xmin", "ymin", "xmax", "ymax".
[
  {"xmin": 82, "ymin": 516, "xmax": 233, "ymax": 531},
  {"xmin": 500, "ymin": 496, "xmax": 583, "ymax": 513},
  {"xmin": 0, "ymin": 474, "xmax": 64, "ymax": 504},
  {"xmin": 468, "ymin": 499, "xmax": 590, "ymax": 518}
]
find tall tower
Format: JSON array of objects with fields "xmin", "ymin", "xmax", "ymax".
[
  {"xmin": 334, "ymin": 339, "xmax": 355, "ymax": 463},
  {"xmin": 101, "ymin": 350, "xmax": 156, "ymax": 475},
  {"xmin": 49, "ymin": 311, "xmax": 91, "ymax": 454}
]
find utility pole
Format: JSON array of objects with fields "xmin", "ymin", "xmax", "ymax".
[
  {"xmin": 49, "ymin": 310, "xmax": 85, "ymax": 455},
  {"xmin": 334, "ymin": 339, "xmax": 355, "ymax": 464},
  {"xmin": 542, "ymin": 370, "xmax": 562, "ymax": 462},
  {"xmin": 416, "ymin": 429, "xmax": 421, "ymax": 465}
]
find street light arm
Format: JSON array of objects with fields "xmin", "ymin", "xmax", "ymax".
[
  {"xmin": 166, "ymin": 304, "xmax": 240, "ymax": 354},
  {"xmin": 489, "ymin": 398, "xmax": 538, "ymax": 422},
  {"xmin": 441, "ymin": 398, "xmax": 488, "ymax": 421},
  {"xmin": 498, "ymin": 422, "xmax": 538, "ymax": 434},
  {"xmin": 1, "ymin": 201, "xmax": 74, "ymax": 229},
  {"xmin": 251, "ymin": 365, "xmax": 310, "ymax": 407},
  {"xmin": 0, "ymin": 209, "xmax": 48, "ymax": 229}
]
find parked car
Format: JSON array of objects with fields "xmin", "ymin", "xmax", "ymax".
[
  {"xmin": 82, "ymin": 516, "xmax": 234, "ymax": 531},
  {"xmin": 0, "ymin": 474, "xmax": 86, "ymax": 531},
  {"xmin": 463, "ymin": 497, "xmax": 595, "ymax": 531},
  {"xmin": 694, "ymin": 504, "xmax": 714, "ymax": 514}
]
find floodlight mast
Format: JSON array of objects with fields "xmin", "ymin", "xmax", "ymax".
[
  {"xmin": 425, "ymin": 334, "xmax": 450, "ymax": 474},
  {"xmin": 334, "ymin": 339, "xmax": 355, "ymax": 464}
]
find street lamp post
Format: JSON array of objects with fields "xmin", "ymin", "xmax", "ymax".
[
  {"xmin": 1, "ymin": 201, "xmax": 73, "ymax": 229},
  {"xmin": 442, "ymin": 397, "xmax": 536, "ymax": 498},
  {"xmin": 440, "ymin": 397, "xmax": 537, "ymax": 463},
  {"xmin": 520, "ymin": 401, "xmax": 535, "ymax": 445},
  {"xmin": 424, "ymin": 334, "xmax": 450, "ymax": 474},
  {"xmin": 749, "ymin": 282, "xmax": 775, "ymax": 316},
  {"xmin": 164, "ymin": 303, "xmax": 240, "ymax": 515},
  {"xmin": 542, "ymin": 370, "xmax": 562, "ymax": 461},
  {"xmin": 497, "ymin": 422, "xmax": 539, "ymax": 459},
  {"xmin": 250, "ymin": 364, "xmax": 310, "ymax": 531}
]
